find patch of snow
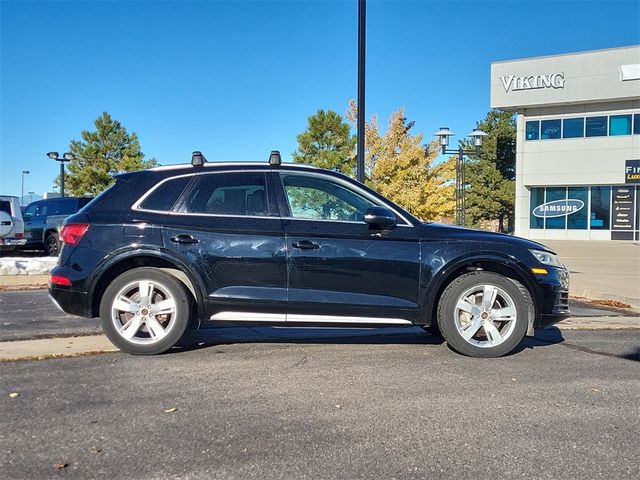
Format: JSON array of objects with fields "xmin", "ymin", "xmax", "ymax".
[{"xmin": 0, "ymin": 257, "xmax": 58, "ymax": 275}]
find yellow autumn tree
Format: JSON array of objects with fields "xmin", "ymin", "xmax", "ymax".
[{"xmin": 347, "ymin": 101, "xmax": 456, "ymax": 222}]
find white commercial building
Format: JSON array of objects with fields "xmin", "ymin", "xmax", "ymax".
[{"xmin": 491, "ymin": 46, "xmax": 640, "ymax": 241}]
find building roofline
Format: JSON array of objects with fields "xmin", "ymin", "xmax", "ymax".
[{"xmin": 491, "ymin": 44, "xmax": 640, "ymax": 66}]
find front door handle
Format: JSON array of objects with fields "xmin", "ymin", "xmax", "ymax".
[
  {"xmin": 170, "ymin": 234, "xmax": 199, "ymax": 245},
  {"xmin": 292, "ymin": 240, "xmax": 320, "ymax": 250}
]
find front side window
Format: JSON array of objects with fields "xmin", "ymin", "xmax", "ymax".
[
  {"xmin": 181, "ymin": 173, "xmax": 269, "ymax": 216},
  {"xmin": 280, "ymin": 174, "xmax": 376, "ymax": 222},
  {"xmin": 525, "ymin": 121, "xmax": 539, "ymax": 140},
  {"xmin": 540, "ymin": 119, "xmax": 561, "ymax": 139},
  {"xmin": 586, "ymin": 116, "xmax": 607, "ymax": 137},
  {"xmin": 609, "ymin": 115, "xmax": 632, "ymax": 136}
]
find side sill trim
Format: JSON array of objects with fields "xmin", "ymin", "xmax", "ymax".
[{"xmin": 209, "ymin": 312, "xmax": 412, "ymax": 325}]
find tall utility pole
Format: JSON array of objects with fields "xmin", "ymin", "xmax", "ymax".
[{"xmin": 356, "ymin": 0, "xmax": 366, "ymax": 183}]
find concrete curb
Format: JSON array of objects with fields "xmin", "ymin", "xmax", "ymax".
[
  {"xmin": 1, "ymin": 318, "xmax": 639, "ymax": 362},
  {"xmin": 0, "ymin": 335, "xmax": 118, "ymax": 362}
]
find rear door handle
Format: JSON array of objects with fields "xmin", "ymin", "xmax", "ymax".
[
  {"xmin": 292, "ymin": 240, "xmax": 320, "ymax": 250},
  {"xmin": 170, "ymin": 234, "xmax": 199, "ymax": 245}
]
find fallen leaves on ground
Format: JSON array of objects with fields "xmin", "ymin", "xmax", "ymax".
[
  {"xmin": 164, "ymin": 407, "xmax": 178, "ymax": 413},
  {"xmin": 9, "ymin": 392, "xmax": 19, "ymax": 398},
  {"xmin": 53, "ymin": 463, "xmax": 68, "ymax": 470}
]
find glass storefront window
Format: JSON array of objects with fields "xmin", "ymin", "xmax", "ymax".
[
  {"xmin": 540, "ymin": 119, "xmax": 561, "ymax": 139},
  {"xmin": 634, "ymin": 114, "xmax": 640, "ymax": 135},
  {"xmin": 525, "ymin": 121, "xmax": 539, "ymax": 140},
  {"xmin": 567, "ymin": 187, "xmax": 588, "ymax": 229},
  {"xmin": 586, "ymin": 116, "xmax": 607, "ymax": 137},
  {"xmin": 590, "ymin": 186, "xmax": 611, "ymax": 229},
  {"xmin": 530, "ymin": 188, "xmax": 544, "ymax": 229},
  {"xmin": 562, "ymin": 118, "xmax": 584, "ymax": 138},
  {"xmin": 545, "ymin": 187, "xmax": 567, "ymax": 229},
  {"xmin": 610, "ymin": 115, "xmax": 632, "ymax": 136}
]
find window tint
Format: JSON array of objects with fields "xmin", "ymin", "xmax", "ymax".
[
  {"xmin": 540, "ymin": 119, "xmax": 561, "ymax": 139},
  {"xmin": 525, "ymin": 121, "xmax": 539, "ymax": 140},
  {"xmin": 590, "ymin": 186, "xmax": 610, "ymax": 229},
  {"xmin": 567, "ymin": 187, "xmax": 588, "ymax": 229},
  {"xmin": 51, "ymin": 200, "xmax": 76, "ymax": 216},
  {"xmin": 529, "ymin": 188, "xmax": 544, "ymax": 229},
  {"xmin": 562, "ymin": 118, "xmax": 584, "ymax": 138},
  {"xmin": 140, "ymin": 176, "xmax": 191, "ymax": 212},
  {"xmin": 609, "ymin": 115, "xmax": 632, "ymax": 136},
  {"xmin": 281, "ymin": 174, "xmax": 376, "ymax": 221},
  {"xmin": 585, "ymin": 116, "xmax": 607, "ymax": 137},
  {"xmin": 182, "ymin": 173, "xmax": 269, "ymax": 216},
  {"xmin": 545, "ymin": 187, "xmax": 566, "ymax": 229},
  {"xmin": 0, "ymin": 201, "xmax": 11, "ymax": 215}
]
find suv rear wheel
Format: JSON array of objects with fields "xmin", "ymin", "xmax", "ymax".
[
  {"xmin": 437, "ymin": 272, "xmax": 531, "ymax": 358},
  {"xmin": 99, "ymin": 267, "xmax": 192, "ymax": 355}
]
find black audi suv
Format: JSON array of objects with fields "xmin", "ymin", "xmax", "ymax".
[{"xmin": 49, "ymin": 151, "xmax": 569, "ymax": 357}]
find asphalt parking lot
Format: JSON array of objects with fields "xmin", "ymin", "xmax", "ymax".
[{"xmin": 2, "ymin": 329, "xmax": 639, "ymax": 479}]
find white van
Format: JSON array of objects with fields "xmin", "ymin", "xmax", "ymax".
[{"xmin": 0, "ymin": 196, "xmax": 27, "ymax": 253}]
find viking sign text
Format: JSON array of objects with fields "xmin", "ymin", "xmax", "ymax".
[
  {"xmin": 533, "ymin": 199, "xmax": 584, "ymax": 218},
  {"xmin": 501, "ymin": 73, "xmax": 565, "ymax": 93}
]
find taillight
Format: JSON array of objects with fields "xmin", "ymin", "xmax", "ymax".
[
  {"xmin": 60, "ymin": 223, "xmax": 89, "ymax": 245},
  {"xmin": 15, "ymin": 233, "xmax": 24, "ymax": 238},
  {"xmin": 50, "ymin": 275, "xmax": 72, "ymax": 286}
]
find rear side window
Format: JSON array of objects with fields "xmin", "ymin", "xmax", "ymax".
[
  {"xmin": 180, "ymin": 173, "xmax": 269, "ymax": 216},
  {"xmin": 0, "ymin": 201, "xmax": 11, "ymax": 215},
  {"xmin": 139, "ymin": 176, "xmax": 192, "ymax": 212}
]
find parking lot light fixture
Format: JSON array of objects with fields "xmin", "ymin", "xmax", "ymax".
[
  {"xmin": 46, "ymin": 150, "xmax": 73, "ymax": 197},
  {"xmin": 434, "ymin": 127, "xmax": 487, "ymax": 226}
]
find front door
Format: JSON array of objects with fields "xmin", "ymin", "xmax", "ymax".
[{"xmin": 274, "ymin": 171, "xmax": 421, "ymax": 324}]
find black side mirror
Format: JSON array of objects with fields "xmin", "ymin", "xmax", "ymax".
[{"xmin": 364, "ymin": 206, "xmax": 397, "ymax": 230}]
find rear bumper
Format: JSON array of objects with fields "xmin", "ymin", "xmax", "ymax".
[
  {"xmin": 48, "ymin": 284, "xmax": 92, "ymax": 317},
  {"xmin": 0, "ymin": 237, "xmax": 27, "ymax": 248}
]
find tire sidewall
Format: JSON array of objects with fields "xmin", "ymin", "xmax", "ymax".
[
  {"xmin": 438, "ymin": 272, "xmax": 530, "ymax": 358},
  {"xmin": 99, "ymin": 267, "xmax": 191, "ymax": 355},
  {"xmin": 45, "ymin": 233, "xmax": 60, "ymax": 256}
]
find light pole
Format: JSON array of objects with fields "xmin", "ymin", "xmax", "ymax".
[
  {"xmin": 434, "ymin": 127, "xmax": 487, "ymax": 226},
  {"xmin": 28, "ymin": 191, "xmax": 35, "ymax": 204},
  {"xmin": 356, "ymin": 0, "xmax": 366, "ymax": 183},
  {"xmin": 46, "ymin": 152, "xmax": 73, "ymax": 197},
  {"xmin": 21, "ymin": 171, "xmax": 30, "ymax": 206}
]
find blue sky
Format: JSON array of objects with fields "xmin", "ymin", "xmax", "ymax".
[{"xmin": 1, "ymin": 0, "xmax": 639, "ymax": 199}]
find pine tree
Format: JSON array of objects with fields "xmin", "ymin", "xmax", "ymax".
[
  {"xmin": 292, "ymin": 110, "xmax": 356, "ymax": 176},
  {"xmin": 62, "ymin": 112, "xmax": 157, "ymax": 196}
]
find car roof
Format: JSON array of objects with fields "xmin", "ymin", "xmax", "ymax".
[{"xmin": 147, "ymin": 161, "xmax": 321, "ymax": 173}]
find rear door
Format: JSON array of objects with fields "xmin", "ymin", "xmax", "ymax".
[
  {"xmin": 158, "ymin": 170, "xmax": 287, "ymax": 322},
  {"xmin": 274, "ymin": 171, "xmax": 421, "ymax": 324}
]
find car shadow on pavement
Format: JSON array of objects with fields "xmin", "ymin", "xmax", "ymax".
[{"xmin": 169, "ymin": 325, "xmax": 566, "ymax": 355}]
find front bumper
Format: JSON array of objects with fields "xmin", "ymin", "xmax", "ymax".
[{"xmin": 533, "ymin": 267, "xmax": 570, "ymax": 329}]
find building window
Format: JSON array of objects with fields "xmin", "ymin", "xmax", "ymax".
[
  {"xmin": 545, "ymin": 187, "xmax": 567, "ymax": 229},
  {"xmin": 590, "ymin": 186, "xmax": 611, "ymax": 230},
  {"xmin": 585, "ymin": 116, "xmax": 608, "ymax": 137},
  {"xmin": 525, "ymin": 121, "xmax": 539, "ymax": 140},
  {"xmin": 634, "ymin": 114, "xmax": 640, "ymax": 135},
  {"xmin": 567, "ymin": 187, "xmax": 588, "ymax": 229},
  {"xmin": 540, "ymin": 119, "xmax": 561, "ymax": 139},
  {"xmin": 530, "ymin": 188, "xmax": 545, "ymax": 229},
  {"xmin": 610, "ymin": 115, "xmax": 632, "ymax": 136},
  {"xmin": 562, "ymin": 118, "xmax": 584, "ymax": 138}
]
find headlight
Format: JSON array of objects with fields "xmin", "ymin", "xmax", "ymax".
[{"xmin": 529, "ymin": 249, "xmax": 564, "ymax": 268}]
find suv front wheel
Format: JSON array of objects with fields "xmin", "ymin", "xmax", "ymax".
[
  {"xmin": 437, "ymin": 272, "xmax": 532, "ymax": 358},
  {"xmin": 99, "ymin": 267, "xmax": 192, "ymax": 355}
]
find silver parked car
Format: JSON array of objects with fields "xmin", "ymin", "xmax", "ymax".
[{"xmin": 0, "ymin": 196, "xmax": 27, "ymax": 253}]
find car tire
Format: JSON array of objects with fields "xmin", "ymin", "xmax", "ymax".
[
  {"xmin": 44, "ymin": 233, "xmax": 60, "ymax": 256},
  {"xmin": 99, "ymin": 267, "xmax": 193, "ymax": 355},
  {"xmin": 437, "ymin": 272, "xmax": 532, "ymax": 358}
]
